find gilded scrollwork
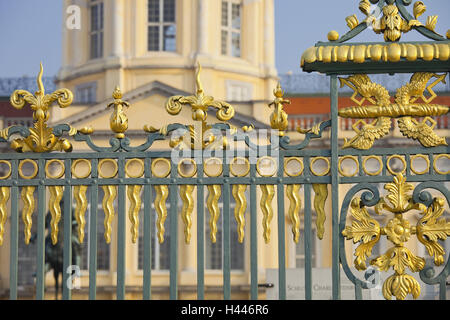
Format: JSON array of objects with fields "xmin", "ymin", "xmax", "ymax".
[
  {"xmin": 9, "ymin": 63, "xmax": 74, "ymax": 153},
  {"xmin": 339, "ymin": 72, "xmax": 449, "ymax": 149},
  {"xmin": 340, "ymin": 0, "xmax": 444, "ymax": 42},
  {"xmin": 162, "ymin": 63, "xmax": 235, "ymax": 150},
  {"xmin": 342, "ymin": 173, "xmax": 450, "ymax": 300}
]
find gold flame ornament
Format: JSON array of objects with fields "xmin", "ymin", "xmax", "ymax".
[
  {"xmin": 108, "ymin": 87, "xmax": 130, "ymax": 139},
  {"xmin": 268, "ymin": 83, "xmax": 290, "ymax": 136},
  {"xmin": 9, "ymin": 63, "xmax": 74, "ymax": 152}
]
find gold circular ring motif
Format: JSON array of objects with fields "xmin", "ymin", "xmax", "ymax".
[
  {"xmin": 177, "ymin": 158, "xmax": 197, "ymax": 178},
  {"xmin": 410, "ymin": 154, "xmax": 430, "ymax": 175},
  {"xmin": 433, "ymin": 154, "xmax": 450, "ymax": 175},
  {"xmin": 386, "ymin": 155, "xmax": 407, "ymax": 175},
  {"xmin": 18, "ymin": 159, "xmax": 38, "ymax": 180},
  {"xmin": 151, "ymin": 158, "xmax": 171, "ymax": 178},
  {"xmin": 98, "ymin": 159, "xmax": 118, "ymax": 179},
  {"xmin": 338, "ymin": 155, "xmax": 359, "ymax": 177},
  {"xmin": 45, "ymin": 159, "xmax": 65, "ymax": 179},
  {"xmin": 284, "ymin": 157, "xmax": 304, "ymax": 177},
  {"xmin": 362, "ymin": 155, "xmax": 383, "ymax": 176},
  {"xmin": 310, "ymin": 157, "xmax": 331, "ymax": 177},
  {"xmin": 256, "ymin": 156, "xmax": 277, "ymax": 177},
  {"xmin": 71, "ymin": 159, "xmax": 92, "ymax": 179},
  {"xmin": 125, "ymin": 158, "xmax": 145, "ymax": 178},
  {"xmin": 204, "ymin": 157, "xmax": 223, "ymax": 177},
  {"xmin": 230, "ymin": 157, "xmax": 250, "ymax": 177},
  {"xmin": 0, "ymin": 160, "xmax": 12, "ymax": 180}
]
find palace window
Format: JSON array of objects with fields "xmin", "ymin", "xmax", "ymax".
[
  {"xmin": 75, "ymin": 82, "xmax": 97, "ymax": 104},
  {"xmin": 89, "ymin": 0, "xmax": 104, "ymax": 59},
  {"xmin": 221, "ymin": 0, "xmax": 241, "ymax": 57},
  {"xmin": 147, "ymin": 0, "xmax": 177, "ymax": 52}
]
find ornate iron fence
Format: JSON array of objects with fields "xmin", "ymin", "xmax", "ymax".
[{"xmin": 0, "ymin": 0, "xmax": 449, "ymax": 301}]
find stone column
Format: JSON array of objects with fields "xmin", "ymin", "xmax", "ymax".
[
  {"xmin": 197, "ymin": 0, "xmax": 208, "ymax": 55},
  {"xmin": 111, "ymin": 0, "xmax": 124, "ymax": 58}
]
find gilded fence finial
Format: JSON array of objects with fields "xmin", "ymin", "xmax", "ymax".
[
  {"xmin": 107, "ymin": 86, "xmax": 130, "ymax": 139},
  {"xmin": 9, "ymin": 63, "xmax": 74, "ymax": 152},
  {"xmin": 165, "ymin": 62, "xmax": 235, "ymax": 123},
  {"xmin": 161, "ymin": 62, "xmax": 235, "ymax": 149},
  {"xmin": 268, "ymin": 83, "xmax": 290, "ymax": 136}
]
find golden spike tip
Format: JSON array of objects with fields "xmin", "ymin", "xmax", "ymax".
[
  {"xmin": 196, "ymin": 62, "xmax": 203, "ymax": 94},
  {"xmin": 273, "ymin": 82, "xmax": 284, "ymax": 98},
  {"xmin": 36, "ymin": 62, "xmax": 44, "ymax": 95}
]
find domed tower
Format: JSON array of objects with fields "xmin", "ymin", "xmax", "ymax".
[{"xmin": 55, "ymin": 0, "xmax": 278, "ymax": 128}]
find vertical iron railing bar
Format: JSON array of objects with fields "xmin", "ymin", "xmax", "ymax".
[
  {"xmin": 143, "ymin": 157, "xmax": 152, "ymax": 300},
  {"xmin": 330, "ymin": 74, "xmax": 341, "ymax": 300},
  {"xmin": 9, "ymin": 159, "xmax": 19, "ymax": 300},
  {"xmin": 89, "ymin": 158, "xmax": 99, "ymax": 300},
  {"xmin": 304, "ymin": 182, "xmax": 312, "ymax": 300},
  {"xmin": 277, "ymin": 153, "xmax": 286, "ymax": 300},
  {"xmin": 36, "ymin": 158, "xmax": 46, "ymax": 300},
  {"xmin": 62, "ymin": 158, "xmax": 73, "ymax": 300},
  {"xmin": 116, "ymin": 155, "xmax": 126, "ymax": 300},
  {"xmin": 250, "ymin": 162, "xmax": 258, "ymax": 300},
  {"xmin": 355, "ymin": 282, "xmax": 363, "ymax": 300},
  {"xmin": 405, "ymin": 154, "xmax": 411, "ymax": 177},
  {"xmin": 428, "ymin": 154, "xmax": 435, "ymax": 176},
  {"xmin": 303, "ymin": 155, "xmax": 313, "ymax": 300},
  {"xmin": 223, "ymin": 152, "xmax": 231, "ymax": 300},
  {"xmin": 382, "ymin": 155, "xmax": 387, "ymax": 177},
  {"xmin": 439, "ymin": 280, "xmax": 446, "ymax": 300},
  {"xmin": 169, "ymin": 160, "xmax": 178, "ymax": 300},
  {"xmin": 197, "ymin": 163, "xmax": 205, "ymax": 300},
  {"xmin": 357, "ymin": 155, "xmax": 364, "ymax": 177}
]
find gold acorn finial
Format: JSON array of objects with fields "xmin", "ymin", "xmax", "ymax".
[
  {"xmin": 108, "ymin": 86, "xmax": 130, "ymax": 139},
  {"xmin": 112, "ymin": 86, "xmax": 123, "ymax": 99},
  {"xmin": 269, "ymin": 83, "xmax": 290, "ymax": 136}
]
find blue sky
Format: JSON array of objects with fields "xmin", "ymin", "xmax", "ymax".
[{"xmin": 0, "ymin": 0, "xmax": 449, "ymax": 77}]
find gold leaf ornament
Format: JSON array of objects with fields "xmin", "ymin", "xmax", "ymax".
[
  {"xmin": 413, "ymin": 1, "xmax": 426, "ymax": 19},
  {"xmin": 346, "ymin": 14, "xmax": 359, "ymax": 30},
  {"xmin": 342, "ymin": 198, "xmax": 381, "ymax": 270},
  {"xmin": 382, "ymin": 273, "xmax": 421, "ymax": 300}
]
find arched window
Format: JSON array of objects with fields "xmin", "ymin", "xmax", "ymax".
[{"xmin": 147, "ymin": 0, "xmax": 176, "ymax": 52}]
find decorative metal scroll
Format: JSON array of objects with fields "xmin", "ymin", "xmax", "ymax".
[
  {"xmin": 341, "ymin": 173, "xmax": 450, "ymax": 300},
  {"xmin": 325, "ymin": 0, "xmax": 448, "ymax": 43}
]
